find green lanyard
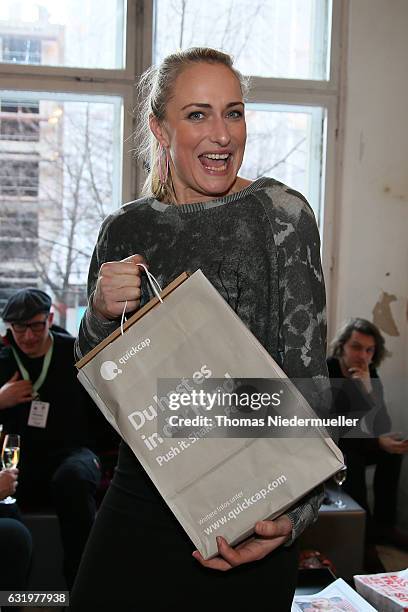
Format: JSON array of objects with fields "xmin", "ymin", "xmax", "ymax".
[{"xmin": 11, "ymin": 335, "xmax": 54, "ymax": 400}]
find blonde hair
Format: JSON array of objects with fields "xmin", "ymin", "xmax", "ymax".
[{"xmin": 136, "ymin": 47, "xmax": 250, "ymax": 203}]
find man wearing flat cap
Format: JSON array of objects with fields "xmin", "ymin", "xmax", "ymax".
[{"xmin": 0, "ymin": 288, "xmax": 103, "ymax": 589}]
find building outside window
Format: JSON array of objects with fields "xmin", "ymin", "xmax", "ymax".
[
  {"xmin": 0, "ymin": 100, "xmax": 40, "ymax": 141},
  {"xmin": 2, "ymin": 36, "xmax": 41, "ymax": 64},
  {"xmin": 0, "ymin": 159, "xmax": 39, "ymax": 196}
]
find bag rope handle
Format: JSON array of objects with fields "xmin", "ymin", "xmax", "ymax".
[{"xmin": 121, "ymin": 263, "xmax": 163, "ymax": 336}]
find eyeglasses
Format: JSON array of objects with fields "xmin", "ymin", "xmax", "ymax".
[{"xmin": 11, "ymin": 318, "xmax": 48, "ymax": 333}]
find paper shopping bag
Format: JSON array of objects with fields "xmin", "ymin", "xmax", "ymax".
[{"xmin": 76, "ymin": 269, "xmax": 343, "ymax": 558}]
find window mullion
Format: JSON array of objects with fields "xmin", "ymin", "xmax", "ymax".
[{"xmin": 249, "ymin": 76, "xmax": 338, "ymax": 100}]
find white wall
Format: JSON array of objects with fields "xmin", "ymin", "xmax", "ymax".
[{"xmin": 333, "ymin": 0, "xmax": 408, "ymax": 527}]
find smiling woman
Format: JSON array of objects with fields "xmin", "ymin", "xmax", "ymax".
[
  {"xmin": 148, "ymin": 62, "xmax": 249, "ymax": 203},
  {"xmin": 138, "ymin": 48, "xmax": 252, "ymax": 204},
  {"xmin": 71, "ymin": 47, "xmax": 329, "ymax": 609}
]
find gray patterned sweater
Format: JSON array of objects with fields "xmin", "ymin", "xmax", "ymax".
[{"xmin": 76, "ymin": 176, "xmax": 327, "ymax": 542}]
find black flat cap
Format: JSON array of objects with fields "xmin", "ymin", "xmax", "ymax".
[{"xmin": 1, "ymin": 288, "xmax": 52, "ymax": 322}]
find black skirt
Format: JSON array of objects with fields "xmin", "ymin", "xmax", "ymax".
[{"xmin": 70, "ymin": 442, "xmax": 299, "ymax": 611}]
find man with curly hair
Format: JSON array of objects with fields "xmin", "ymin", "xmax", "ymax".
[{"xmin": 328, "ymin": 318, "xmax": 408, "ymax": 562}]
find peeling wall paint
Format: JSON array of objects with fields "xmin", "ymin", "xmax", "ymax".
[{"xmin": 372, "ymin": 291, "xmax": 400, "ymax": 336}]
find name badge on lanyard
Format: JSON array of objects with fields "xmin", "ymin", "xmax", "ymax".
[
  {"xmin": 11, "ymin": 335, "xmax": 54, "ymax": 429},
  {"xmin": 28, "ymin": 401, "xmax": 50, "ymax": 428}
]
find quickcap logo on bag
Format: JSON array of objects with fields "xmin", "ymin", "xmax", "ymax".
[
  {"xmin": 100, "ymin": 338, "xmax": 151, "ymax": 381},
  {"xmin": 118, "ymin": 338, "xmax": 151, "ymax": 365},
  {"xmin": 100, "ymin": 361, "xmax": 123, "ymax": 381}
]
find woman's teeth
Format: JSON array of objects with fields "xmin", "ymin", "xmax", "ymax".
[
  {"xmin": 204, "ymin": 153, "xmax": 229, "ymax": 160},
  {"xmin": 199, "ymin": 153, "xmax": 230, "ymax": 171}
]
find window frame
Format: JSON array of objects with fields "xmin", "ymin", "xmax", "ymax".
[
  {"xmin": 0, "ymin": 0, "xmax": 148, "ymax": 204},
  {"xmin": 0, "ymin": 0, "xmax": 346, "ymax": 329}
]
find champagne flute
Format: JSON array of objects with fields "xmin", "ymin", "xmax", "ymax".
[
  {"xmin": 333, "ymin": 466, "xmax": 347, "ymax": 509},
  {"xmin": 1, "ymin": 434, "xmax": 20, "ymax": 505}
]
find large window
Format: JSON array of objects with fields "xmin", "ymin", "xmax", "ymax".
[
  {"xmin": 154, "ymin": 0, "xmax": 331, "ymax": 81},
  {"xmin": 0, "ymin": 91, "xmax": 122, "ymax": 328},
  {"xmin": 154, "ymin": 0, "xmax": 336, "ymax": 226},
  {"xmin": 243, "ymin": 105, "xmax": 325, "ymax": 217},
  {"xmin": 0, "ymin": 0, "xmax": 342, "ymax": 331},
  {"xmin": 0, "ymin": 0, "xmax": 126, "ymax": 69},
  {"xmin": 0, "ymin": 0, "xmax": 135, "ymax": 330}
]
